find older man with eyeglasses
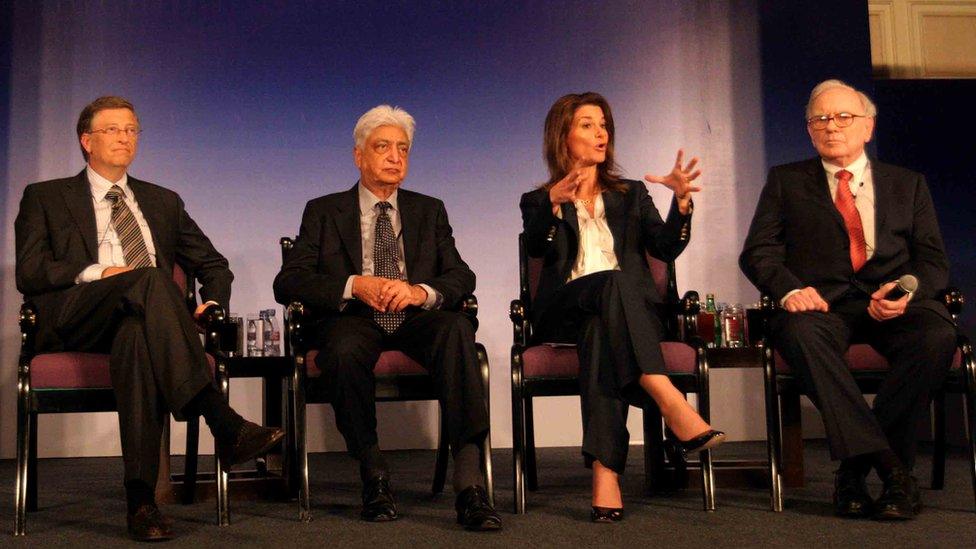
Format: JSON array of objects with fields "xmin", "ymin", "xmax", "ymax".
[
  {"xmin": 740, "ymin": 79, "xmax": 955, "ymax": 521},
  {"xmin": 15, "ymin": 96, "xmax": 284, "ymax": 541}
]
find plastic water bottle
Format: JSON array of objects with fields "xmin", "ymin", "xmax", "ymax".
[
  {"xmin": 246, "ymin": 314, "xmax": 262, "ymax": 357},
  {"xmin": 262, "ymin": 309, "xmax": 280, "ymax": 357}
]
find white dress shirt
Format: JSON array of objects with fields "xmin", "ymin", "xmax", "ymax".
[
  {"xmin": 341, "ymin": 183, "xmax": 440, "ymax": 309},
  {"xmin": 558, "ymin": 194, "xmax": 620, "ymax": 281},
  {"xmin": 75, "ymin": 165, "xmax": 157, "ymax": 284}
]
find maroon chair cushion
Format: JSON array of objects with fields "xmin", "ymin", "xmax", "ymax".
[
  {"xmin": 31, "ymin": 352, "xmax": 216, "ymax": 389},
  {"xmin": 522, "ymin": 341, "xmax": 697, "ymax": 378},
  {"xmin": 775, "ymin": 345, "xmax": 962, "ymax": 374},
  {"xmin": 305, "ymin": 350, "xmax": 427, "ymax": 378},
  {"xmin": 646, "ymin": 255, "xmax": 669, "ymax": 302},
  {"xmin": 527, "ymin": 256, "xmax": 543, "ymax": 304}
]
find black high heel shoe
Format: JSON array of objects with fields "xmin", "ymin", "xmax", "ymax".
[
  {"xmin": 672, "ymin": 429, "xmax": 726, "ymax": 456},
  {"xmin": 591, "ymin": 506, "xmax": 624, "ymax": 523}
]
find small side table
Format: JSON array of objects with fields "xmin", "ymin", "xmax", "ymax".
[{"xmin": 170, "ymin": 355, "xmax": 298, "ymax": 503}]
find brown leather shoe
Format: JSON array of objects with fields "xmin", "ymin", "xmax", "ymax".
[
  {"xmin": 218, "ymin": 420, "xmax": 285, "ymax": 468},
  {"xmin": 127, "ymin": 503, "xmax": 174, "ymax": 542}
]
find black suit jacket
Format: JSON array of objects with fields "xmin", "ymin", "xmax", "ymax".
[
  {"xmin": 739, "ymin": 157, "xmax": 949, "ymax": 311},
  {"xmin": 273, "ymin": 183, "xmax": 476, "ymax": 314},
  {"xmin": 520, "ymin": 179, "xmax": 692, "ymax": 323},
  {"xmin": 15, "ymin": 170, "xmax": 233, "ymax": 349}
]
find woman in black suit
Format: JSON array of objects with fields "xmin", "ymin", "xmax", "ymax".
[{"xmin": 520, "ymin": 92, "xmax": 724, "ymax": 521}]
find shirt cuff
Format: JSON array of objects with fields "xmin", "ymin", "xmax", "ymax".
[
  {"xmin": 339, "ymin": 275, "xmax": 356, "ymax": 311},
  {"xmin": 418, "ymin": 283, "xmax": 442, "ymax": 310},
  {"xmin": 780, "ymin": 289, "xmax": 803, "ymax": 307},
  {"xmin": 76, "ymin": 264, "xmax": 111, "ymax": 284}
]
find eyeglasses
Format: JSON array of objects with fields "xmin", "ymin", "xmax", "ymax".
[
  {"xmin": 87, "ymin": 126, "xmax": 142, "ymax": 137},
  {"xmin": 806, "ymin": 112, "xmax": 866, "ymax": 130}
]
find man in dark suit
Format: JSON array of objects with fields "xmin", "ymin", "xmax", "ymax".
[
  {"xmin": 273, "ymin": 105, "xmax": 500, "ymax": 530},
  {"xmin": 14, "ymin": 96, "xmax": 283, "ymax": 541},
  {"xmin": 740, "ymin": 80, "xmax": 955, "ymax": 520}
]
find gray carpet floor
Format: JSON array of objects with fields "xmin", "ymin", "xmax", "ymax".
[{"xmin": 1, "ymin": 441, "xmax": 974, "ymax": 547}]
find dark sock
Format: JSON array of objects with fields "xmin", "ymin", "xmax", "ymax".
[
  {"xmin": 840, "ymin": 453, "xmax": 872, "ymax": 476},
  {"xmin": 182, "ymin": 385, "xmax": 245, "ymax": 443},
  {"xmin": 452, "ymin": 443, "xmax": 484, "ymax": 493},
  {"xmin": 873, "ymin": 449, "xmax": 904, "ymax": 478},
  {"xmin": 358, "ymin": 445, "xmax": 389, "ymax": 483},
  {"xmin": 124, "ymin": 479, "xmax": 155, "ymax": 515}
]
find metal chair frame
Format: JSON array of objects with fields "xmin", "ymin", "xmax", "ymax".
[
  {"xmin": 509, "ymin": 233, "xmax": 715, "ymax": 514},
  {"xmin": 14, "ymin": 266, "xmax": 231, "ymax": 535},
  {"xmin": 278, "ymin": 236, "xmax": 494, "ymax": 522},
  {"xmin": 758, "ymin": 289, "xmax": 976, "ymax": 512}
]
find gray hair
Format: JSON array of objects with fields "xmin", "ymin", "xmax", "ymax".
[
  {"xmin": 353, "ymin": 105, "xmax": 416, "ymax": 149},
  {"xmin": 805, "ymin": 79, "xmax": 878, "ymax": 119}
]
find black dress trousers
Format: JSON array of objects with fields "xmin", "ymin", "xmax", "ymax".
[
  {"xmin": 533, "ymin": 269, "xmax": 667, "ymax": 474},
  {"xmin": 312, "ymin": 306, "xmax": 489, "ymax": 460},
  {"xmin": 770, "ymin": 295, "xmax": 956, "ymax": 467},
  {"xmin": 52, "ymin": 267, "xmax": 214, "ymax": 486}
]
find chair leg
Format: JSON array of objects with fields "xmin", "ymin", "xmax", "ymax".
[
  {"xmin": 931, "ymin": 392, "xmax": 946, "ymax": 490},
  {"xmin": 511, "ymin": 349, "xmax": 526, "ymax": 514},
  {"xmin": 431, "ymin": 407, "xmax": 449, "ymax": 495},
  {"xmin": 964, "ymin": 361, "xmax": 976, "ymax": 512},
  {"xmin": 14, "ymin": 380, "xmax": 31, "ymax": 536},
  {"xmin": 695, "ymin": 379, "xmax": 716, "ymax": 512},
  {"xmin": 763, "ymin": 356, "xmax": 784, "ymax": 512},
  {"xmin": 182, "ymin": 416, "xmax": 201, "ymax": 504},
  {"xmin": 642, "ymin": 405, "xmax": 666, "ymax": 496},
  {"xmin": 28, "ymin": 412, "xmax": 38, "ymax": 513},
  {"xmin": 525, "ymin": 397, "xmax": 538, "ymax": 492},
  {"xmin": 293, "ymin": 363, "xmax": 311, "ymax": 522},
  {"xmin": 215, "ymin": 370, "xmax": 230, "ymax": 526},
  {"xmin": 477, "ymin": 343, "xmax": 495, "ymax": 507}
]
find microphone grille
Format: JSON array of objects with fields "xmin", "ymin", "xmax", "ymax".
[{"xmin": 898, "ymin": 274, "xmax": 919, "ymax": 293}]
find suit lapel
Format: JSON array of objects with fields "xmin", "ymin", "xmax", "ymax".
[
  {"xmin": 61, "ymin": 170, "xmax": 99, "ymax": 260},
  {"xmin": 560, "ymin": 200, "xmax": 579, "ymax": 242},
  {"xmin": 602, "ymin": 189, "xmax": 627, "ymax": 259},
  {"xmin": 336, "ymin": 185, "xmax": 363, "ymax": 274},
  {"xmin": 869, "ymin": 159, "xmax": 890, "ymax": 239},
  {"xmin": 803, "ymin": 159, "xmax": 847, "ymax": 233},
  {"xmin": 398, "ymin": 190, "xmax": 420, "ymax": 271},
  {"xmin": 127, "ymin": 177, "xmax": 169, "ymax": 270}
]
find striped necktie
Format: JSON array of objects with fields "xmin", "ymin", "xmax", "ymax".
[
  {"xmin": 373, "ymin": 201, "xmax": 406, "ymax": 333},
  {"xmin": 105, "ymin": 185, "xmax": 153, "ymax": 269}
]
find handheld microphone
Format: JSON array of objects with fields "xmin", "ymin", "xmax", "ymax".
[{"xmin": 884, "ymin": 274, "xmax": 918, "ymax": 301}]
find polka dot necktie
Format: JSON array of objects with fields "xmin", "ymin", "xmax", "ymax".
[
  {"xmin": 105, "ymin": 185, "xmax": 153, "ymax": 269},
  {"xmin": 373, "ymin": 201, "xmax": 406, "ymax": 333},
  {"xmin": 834, "ymin": 170, "xmax": 866, "ymax": 272}
]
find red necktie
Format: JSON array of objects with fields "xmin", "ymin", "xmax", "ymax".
[{"xmin": 834, "ymin": 169, "xmax": 866, "ymax": 272}]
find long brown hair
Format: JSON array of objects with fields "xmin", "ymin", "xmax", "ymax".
[{"xmin": 540, "ymin": 92, "xmax": 625, "ymax": 192}]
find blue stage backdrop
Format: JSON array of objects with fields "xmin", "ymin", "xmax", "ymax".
[{"xmin": 1, "ymin": 1, "xmax": 769, "ymax": 458}]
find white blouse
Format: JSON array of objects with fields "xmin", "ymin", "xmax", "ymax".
[{"xmin": 568, "ymin": 194, "xmax": 619, "ymax": 281}]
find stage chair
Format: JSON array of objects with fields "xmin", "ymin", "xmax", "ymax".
[
  {"xmin": 14, "ymin": 264, "xmax": 230, "ymax": 536},
  {"xmin": 757, "ymin": 289, "xmax": 976, "ymax": 512},
  {"xmin": 509, "ymin": 233, "xmax": 715, "ymax": 514},
  {"xmin": 278, "ymin": 236, "xmax": 494, "ymax": 522}
]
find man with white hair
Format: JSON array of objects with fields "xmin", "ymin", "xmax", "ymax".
[
  {"xmin": 740, "ymin": 80, "xmax": 955, "ymax": 520},
  {"xmin": 274, "ymin": 105, "xmax": 500, "ymax": 530}
]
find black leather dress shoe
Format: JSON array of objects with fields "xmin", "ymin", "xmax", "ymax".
[
  {"xmin": 833, "ymin": 468, "xmax": 873, "ymax": 518},
  {"xmin": 590, "ymin": 506, "xmax": 624, "ymax": 523},
  {"xmin": 218, "ymin": 421, "xmax": 285, "ymax": 468},
  {"xmin": 873, "ymin": 468, "xmax": 922, "ymax": 521},
  {"xmin": 127, "ymin": 503, "xmax": 174, "ymax": 542},
  {"xmin": 455, "ymin": 485, "xmax": 502, "ymax": 531},
  {"xmin": 362, "ymin": 474, "xmax": 399, "ymax": 522},
  {"xmin": 675, "ymin": 429, "xmax": 726, "ymax": 455}
]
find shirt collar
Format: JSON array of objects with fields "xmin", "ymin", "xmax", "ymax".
[
  {"xmin": 358, "ymin": 181, "xmax": 399, "ymax": 214},
  {"xmin": 821, "ymin": 152, "xmax": 869, "ymax": 184},
  {"xmin": 86, "ymin": 165, "xmax": 130, "ymax": 202}
]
